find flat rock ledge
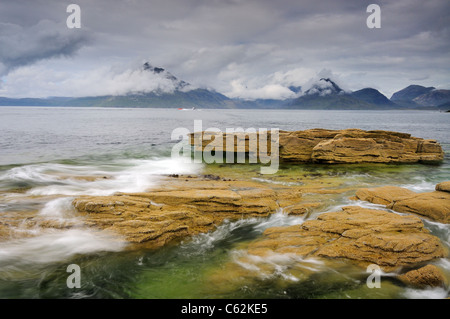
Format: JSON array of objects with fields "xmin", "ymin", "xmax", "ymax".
[
  {"xmin": 354, "ymin": 182, "xmax": 450, "ymax": 224},
  {"xmin": 244, "ymin": 206, "xmax": 446, "ymax": 272},
  {"xmin": 72, "ymin": 176, "xmax": 304, "ymax": 248},
  {"xmin": 190, "ymin": 128, "xmax": 444, "ymax": 164}
]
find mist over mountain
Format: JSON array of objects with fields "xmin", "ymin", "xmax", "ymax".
[
  {"xmin": 304, "ymin": 78, "xmax": 344, "ymax": 96},
  {"xmin": 0, "ymin": 63, "xmax": 447, "ymax": 110},
  {"xmin": 0, "ymin": 63, "xmax": 236, "ymax": 108},
  {"xmin": 286, "ymin": 79, "xmax": 401, "ymax": 110},
  {"xmin": 141, "ymin": 62, "xmax": 190, "ymax": 91}
]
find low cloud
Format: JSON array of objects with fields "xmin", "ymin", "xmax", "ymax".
[
  {"xmin": 301, "ymin": 69, "xmax": 350, "ymax": 94},
  {"xmin": 227, "ymin": 81, "xmax": 297, "ymax": 100},
  {"xmin": 224, "ymin": 68, "xmax": 350, "ymax": 100},
  {"xmin": 0, "ymin": 62, "xmax": 189, "ymax": 98}
]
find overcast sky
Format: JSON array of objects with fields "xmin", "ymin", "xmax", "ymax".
[{"xmin": 0, "ymin": 0, "xmax": 449, "ymax": 99}]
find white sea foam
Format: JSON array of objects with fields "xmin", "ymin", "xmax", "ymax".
[
  {"xmin": 182, "ymin": 217, "xmax": 259, "ymax": 255},
  {"xmin": 1, "ymin": 157, "xmax": 202, "ymax": 196},
  {"xmin": 421, "ymin": 218, "xmax": 450, "ymax": 250},
  {"xmin": 0, "ymin": 229, "xmax": 127, "ymax": 267},
  {"xmin": 252, "ymin": 209, "xmax": 305, "ymax": 232},
  {"xmin": 184, "ymin": 211, "xmax": 318, "ymax": 281},
  {"xmin": 403, "ymin": 287, "xmax": 449, "ymax": 299},
  {"xmin": 252, "ymin": 177, "xmax": 303, "ymax": 186},
  {"xmin": 39, "ymin": 197, "xmax": 77, "ymax": 219},
  {"xmin": 399, "ymin": 180, "xmax": 436, "ymax": 193},
  {"xmin": 0, "ymin": 156, "xmax": 200, "ymax": 268},
  {"xmin": 183, "ymin": 210, "xmax": 304, "ymax": 255},
  {"xmin": 435, "ymin": 258, "xmax": 450, "ymax": 272},
  {"xmin": 231, "ymin": 249, "xmax": 325, "ymax": 281}
]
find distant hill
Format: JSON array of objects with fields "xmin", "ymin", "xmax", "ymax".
[
  {"xmin": 58, "ymin": 89, "xmax": 235, "ymax": 109},
  {"xmin": 63, "ymin": 63, "xmax": 237, "ymax": 108},
  {"xmin": 0, "ymin": 66, "xmax": 447, "ymax": 110},
  {"xmin": 390, "ymin": 85, "xmax": 450, "ymax": 108},
  {"xmin": 0, "ymin": 63, "xmax": 237, "ymax": 109},
  {"xmin": 391, "ymin": 85, "xmax": 435, "ymax": 102},
  {"xmin": 413, "ymin": 89, "xmax": 450, "ymax": 107},
  {"xmin": 287, "ymin": 79, "xmax": 401, "ymax": 109},
  {"xmin": 350, "ymin": 88, "xmax": 397, "ymax": 107}
]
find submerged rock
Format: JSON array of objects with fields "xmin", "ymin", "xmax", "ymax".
[
  {"xmin": 190, "ymin": 128, "xmax": 444, "ymax": 164},
  {"xmin": 72, "ymin": 176, "xmax": 304, "ymax": 247},
  {"xmin": 354, "ymin": 182, "xmax": 450, "ymax": 224},
  {"xmin": 243, "ymin": 206, "xmax": 446, "ymax": 272}
]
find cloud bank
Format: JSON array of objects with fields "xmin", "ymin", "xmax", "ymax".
[{"xmin": 0, "ymin": 62, "xmax": 191, "ymax": 98}]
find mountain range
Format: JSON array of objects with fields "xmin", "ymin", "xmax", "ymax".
[{"xmin": 1, "ymin": 63, "xmax": 449, "ymax": 110}]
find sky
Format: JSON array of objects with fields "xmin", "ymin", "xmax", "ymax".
[{"xmin": 0, "ymin": 0, "xmax": 449, "ymax": 99}]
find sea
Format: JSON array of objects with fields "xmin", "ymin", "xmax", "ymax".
[{"xmin": 0, "ymin": 106, "xmax": 449, "ymax": 299}]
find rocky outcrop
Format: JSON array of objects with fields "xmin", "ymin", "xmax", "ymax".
[
  {"xmin": 242, "ymin": 206, "xmax": 446, "ymax": 272},
  {"xmin": 397, "ymin": 265, "xmax": 447, "ymax": 288},
  {"xmin": 354, "ymin": 182, "xmax": 450, "ymax": 224},
  {"xmin": 190, "ymin": 129, "xmax": 444, "ymax": 164},
  {"xmin": 72, "ymin": 176, "xmax": 304, "ymax": 247},
  {"xmin": 308, "ymin": 130, "xmax": 443, "ymax": 164}
]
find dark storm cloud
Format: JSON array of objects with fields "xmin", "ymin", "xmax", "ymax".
[
  {"xmin": 0, "ymin": 19, "xmax": 91, "ymax": 75},
  {"xmin": 0, "ymin": 0, "xmax": 449, "ymax": 98}
]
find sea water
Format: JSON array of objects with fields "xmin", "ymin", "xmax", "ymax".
[{"xmin": 0, "ymin": 107, "xmax": 449, "ymax": 299}]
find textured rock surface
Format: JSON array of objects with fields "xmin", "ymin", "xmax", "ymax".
[
  {"xmin": 190, "ymin": 129, "xmax": 444, "ymax": 164},
  {"xmin": 72, "ymin": 176, "xmax": 304, "ymax": 247},
  {"xmin": 354, "ymin": 182, "xmax": 450, "ymax": 224},
  {"xmin": 309, "ymin": 129, "xmax": 443, "ymax": 164},
  {"xmin": 397, "ymin": 265, "xmax": 447, "ymax": 288},
  {"xmin": 389, "ymin": 191, "xmax": 450, "ymax": 224},
  {"xmin": 244, "ymin": 206, "xmax": 446, "ymax": 271},
  {"xmin": 436, "ymin": 181, "xmax": 450, "ymax": 193},
  {"xmin": 354, "ymin": 186, "xmax": 416, "ymax": 205}
]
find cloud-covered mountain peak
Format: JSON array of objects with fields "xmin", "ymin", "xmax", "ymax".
[
  {"xmin": 305, "ymin": 78, "xmax": 343, "ymax": 96},
  {"xmin": 142, "ymin": 62, "xmax": 190, "ymax": 90}
]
